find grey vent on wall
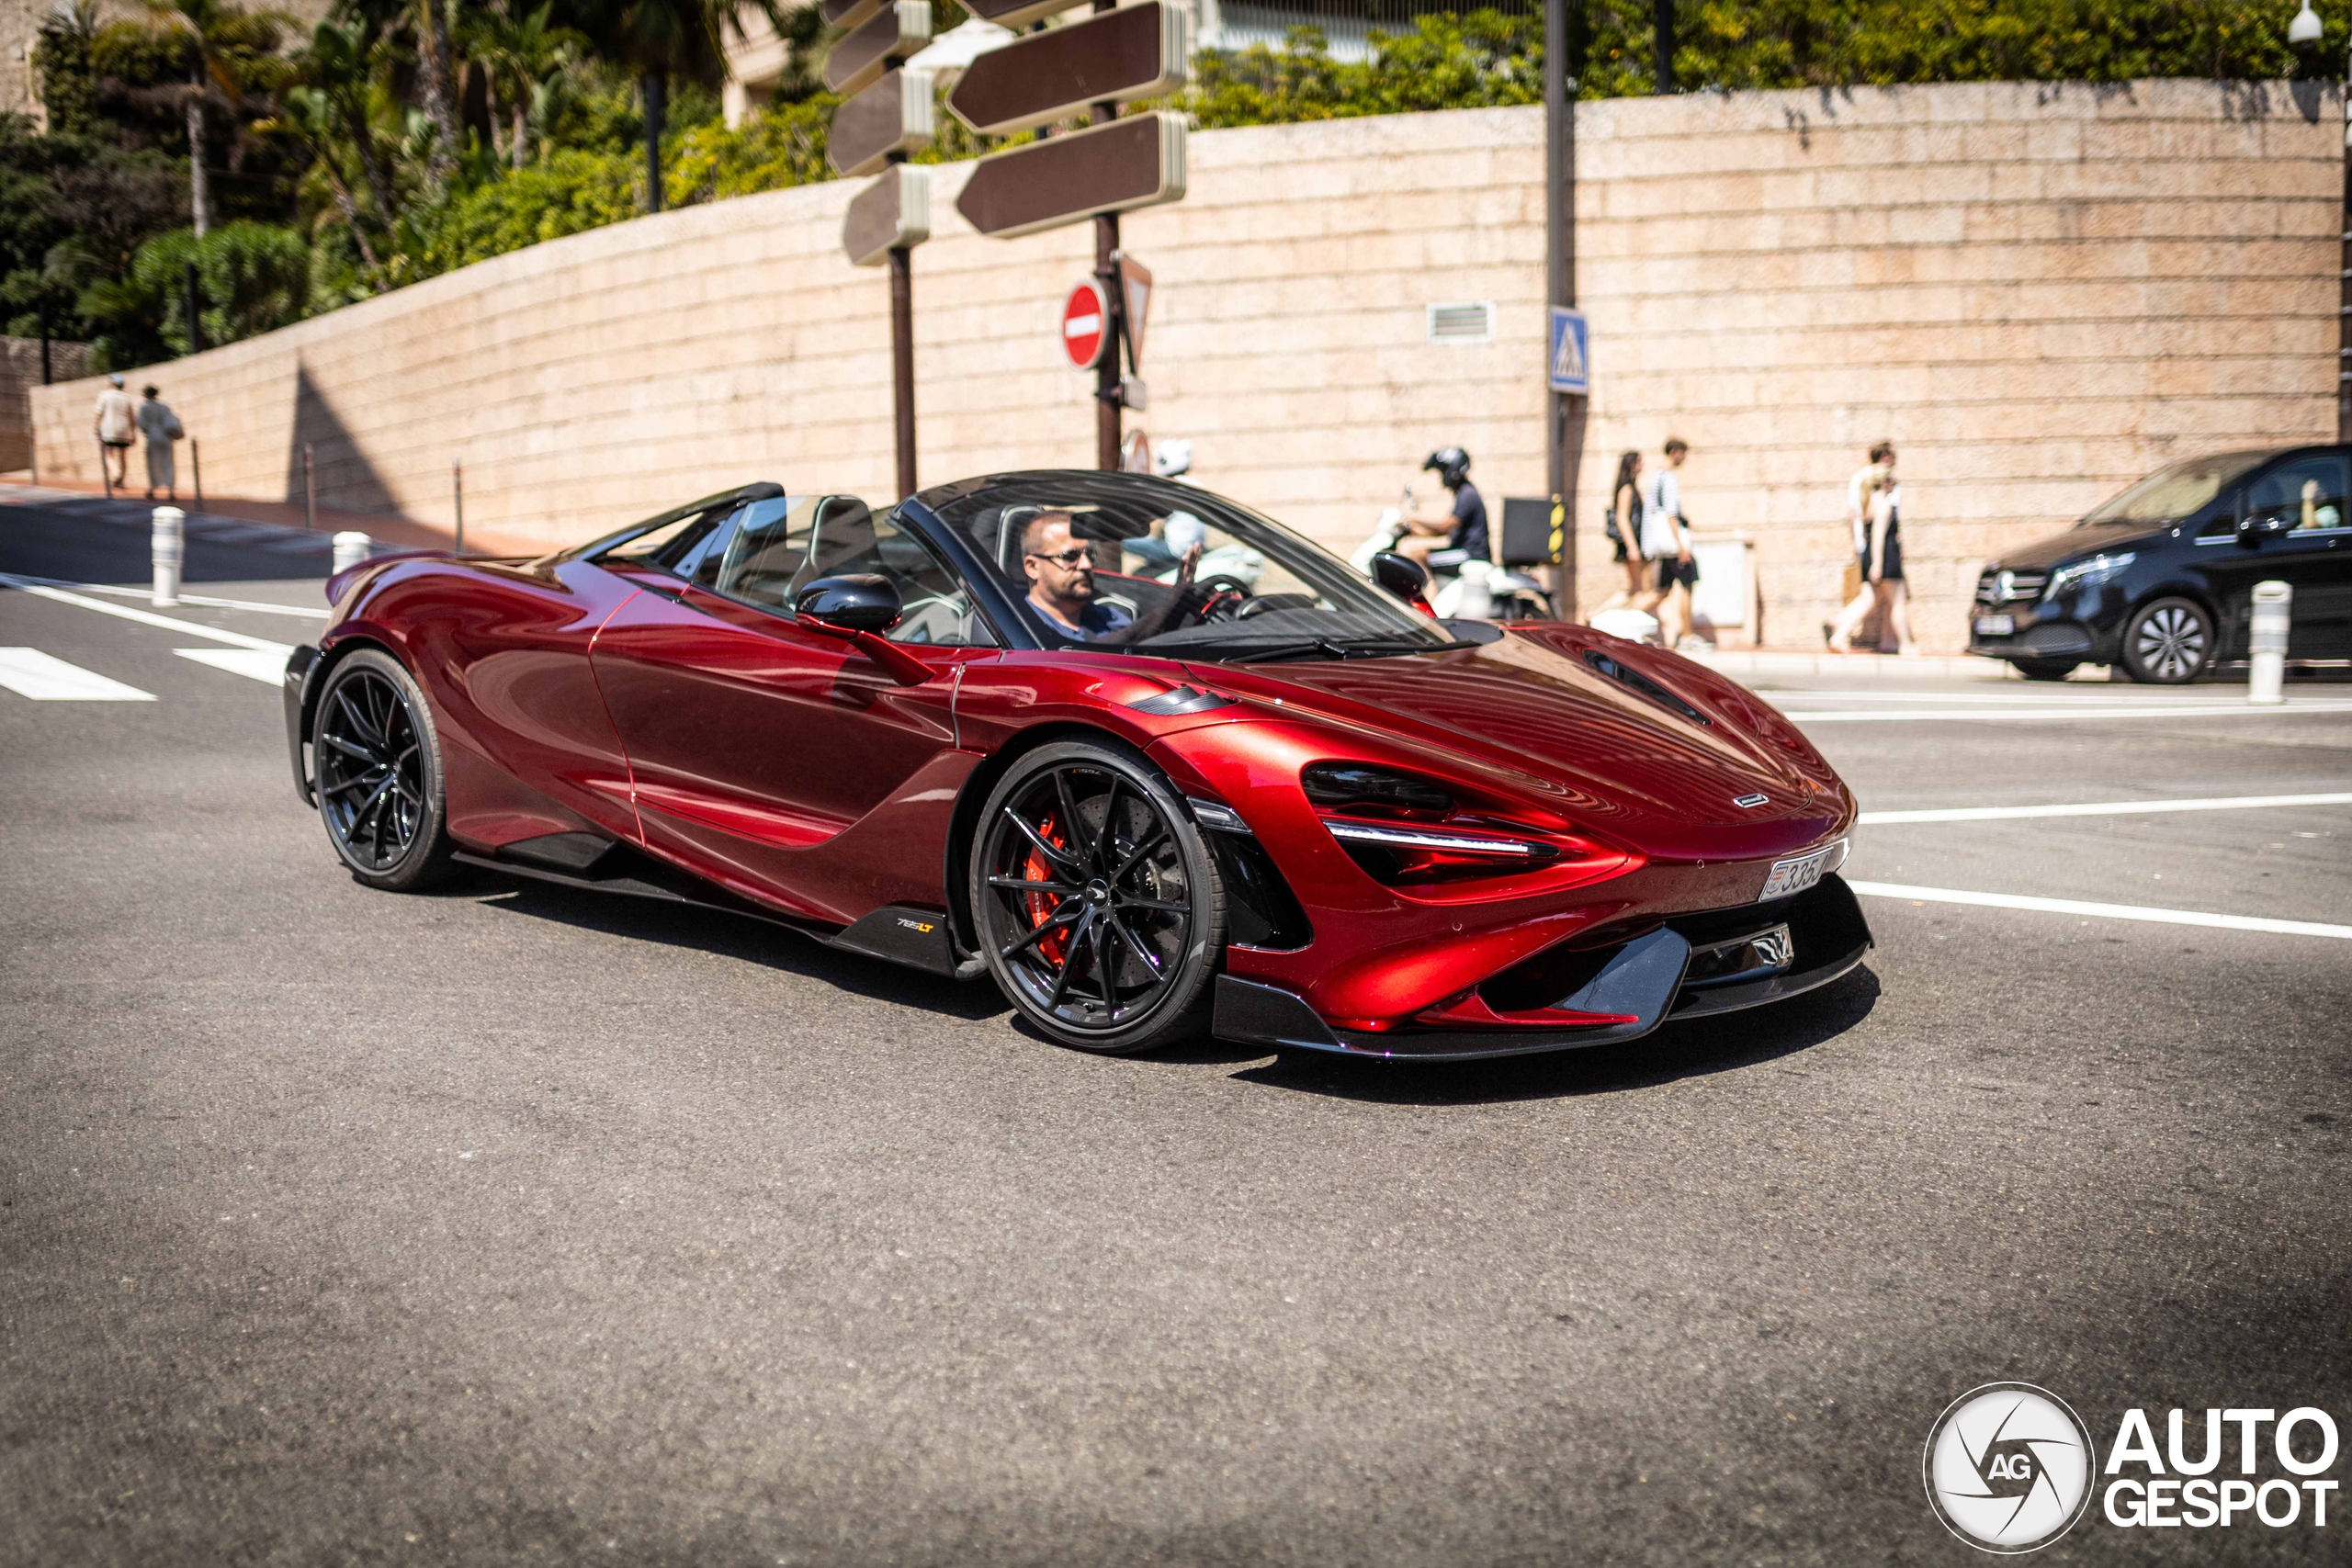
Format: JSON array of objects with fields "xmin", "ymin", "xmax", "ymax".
[{"xmin": 1426, "ymin": 302, "xmax": 1495, "ymax": 344}]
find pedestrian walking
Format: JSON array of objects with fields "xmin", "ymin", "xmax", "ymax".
[
  {"xmin": 1826, "ymin": 441, "xmax": 1918, "ymax": 656},
  {"xmin": 1637, "ymin": 438, "xmax": 1699, "ymax": 649},
  {"xmin": 1597, "ymin": 449, "xmax": 1647, "ymax": 612},
  {"xmin": 136, "ymin": 385, "xmax": 185, "ymax": 502},
  {"xmin": 93, "ymin": 374, "xmax": 136, "ymax": 491}
]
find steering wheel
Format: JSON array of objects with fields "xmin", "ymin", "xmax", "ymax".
[{"xmin": 1188, "ymin": 573, "xmax": 1257, "ymax": 625}]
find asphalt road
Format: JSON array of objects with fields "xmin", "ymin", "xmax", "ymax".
[{"xmin": 4, "ymin": 498, "xmax": 2347, "ymax": 1566}]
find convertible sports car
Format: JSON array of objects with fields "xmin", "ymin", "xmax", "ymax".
[{"xmin": 283, "ymin": 470, "xmax": 1871, "ymax": 1060}]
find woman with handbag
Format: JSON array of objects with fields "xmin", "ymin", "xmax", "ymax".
[
  {"xmin": 1597, "ymin": 449, "xmax": 1648, "ymax": 611},
  {"xmin": 137, "ymin": 386, "xmax": 186, "ymax": 502}
]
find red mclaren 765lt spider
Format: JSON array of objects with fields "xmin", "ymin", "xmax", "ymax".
[{"xmin": 283, "ymin": 470, "xmax": 1871, "ymax": 1060}]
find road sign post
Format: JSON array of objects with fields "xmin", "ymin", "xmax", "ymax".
[
  {"xmin": 948, "ymin": 0, "xmax": 1188, "ymax": 469},
  {"xmin": 829, "ymin": 6, "xmax": 936, "ymax": 502}
]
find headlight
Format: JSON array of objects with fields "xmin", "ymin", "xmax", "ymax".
[{"xmin": 2045, "ymin": 552, "xmax": 2134, "ymax": 599}]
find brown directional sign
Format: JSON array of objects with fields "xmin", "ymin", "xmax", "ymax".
[
  {"xmin": 958, "ymin": 0, "xmax": 1089, "ymax": 30},
  {"xmin": 823, "ymin": 0, "xmax": 933, "ymax": 97},
  {"xmin": 947, "ymin": 2, "xmax": 1190, "ymax": 137},
  {"xmin": 829, "ymin": 67, "xmax": 935, "ymax": 177},
  {"xmin": 956, "ymin": 112, "xmax": 1187, "ymax": 241},
  {"xmin": 842, "ymin": 164, "xmax": 932, "ymax": 266}
]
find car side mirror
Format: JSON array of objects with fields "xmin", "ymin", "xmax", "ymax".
[
  {"xmin": 796, "ymin": 573, "xmax": 902, "ymax": 632},
  {"xmin": 791, "ymin": 574, "xmax": 932, "ymax": 685},
  {"xmin": 1370, "ymin": 550, "xmax": 1430, "ymax": 604}
]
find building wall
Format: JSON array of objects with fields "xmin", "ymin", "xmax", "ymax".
[{"xmin": 32, "ymin": 78, "xmax": 2339, "ymax": 649}]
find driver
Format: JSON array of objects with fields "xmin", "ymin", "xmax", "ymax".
[{"xmin": 1020, "ymin": 509, "xmax": 1200, "ymax": 643}]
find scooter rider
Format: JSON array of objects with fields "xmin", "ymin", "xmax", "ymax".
[{"xmin": 1396, "ymin": 446, "xmax": 1488, "ymax": 567}]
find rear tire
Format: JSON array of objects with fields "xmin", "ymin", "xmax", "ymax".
[
  {"xmin": 312, "ymin": 648, "xmax": 454, "ymax": 891},
  {"xmin": 969, "ymin": 739, "xmax": 1225, "ymax": 1054},
  {"xmin": 2012, "ymin": 659, "xmax": 2078, "ymax": 682},
  {"xmin": 2120, "ymin": 597, "xmax": 2214, "ymax": 685}
]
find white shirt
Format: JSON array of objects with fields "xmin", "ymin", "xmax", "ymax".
[
  {"xmin": 1639, "ymin": 468, "xmax": 1683, "ymax": 558},
  {"xmin": 95, "ymin": 389, "xmax": 136, "ymax": 443},
  {"xmin": 1848, "ymin": 463, "xmax": 1887, "ymax": 555}
]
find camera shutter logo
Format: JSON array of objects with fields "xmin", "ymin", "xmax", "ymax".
[{"xmin": 1923, "ymin": 1383, "xmax": 2095, "ymax": 1552}]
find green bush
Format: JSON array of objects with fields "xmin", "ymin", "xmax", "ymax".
[
  {"xmin": 1183, "ymin": 14, "xmax": 1544, "ymax": 128},
  {"xmin": 414, "ymin": 147, "xmax": 641, "ymax": 275}
]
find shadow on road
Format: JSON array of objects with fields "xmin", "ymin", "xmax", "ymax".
[
  {"xmin": 463, "ymin": 873, "xmax": 1014, "ymax": 1022},
  {"xmin": 1226, "ymin": 967, "xmax": 1881, "ymax": 1106},
  {"xmin": 439, "ymin": 864, "xmax": 1879, "ymax": 1091}
]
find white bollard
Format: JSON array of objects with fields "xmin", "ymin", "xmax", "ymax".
[
  {"xmin": 2248, "ymin": 579, "xmax": 2290, "ymax": 705},
  {"xmin": 150, "ymin": 506, "xmax": 184, "ymax": 606},
  {"xmin": 332, "ymin": 530, "xmax": 371, "ymax": 576}
]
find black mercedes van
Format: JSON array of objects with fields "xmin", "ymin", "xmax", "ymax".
[{"xmin": 1970, "ymin": 446, "xmax": 2352, "ymax": 682}]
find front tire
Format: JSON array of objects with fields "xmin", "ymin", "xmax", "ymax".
[
  {"xmin": 970, "ymin": 740, "xmax": 1225, "ymax": 1054},
  {"xmin": 312, "ymin": 648, "xmax": 454, "ymax": 890},
  {"xmin": 2120, "ymin": 597, "xmax": 2214, "ymax": 685}
]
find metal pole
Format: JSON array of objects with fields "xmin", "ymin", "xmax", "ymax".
[
  {"xmin": 39, "ymin": 307, "xmax": 51, "ymax": 384},
  {"xmin": 1546, "ymin": 0, "xmax": 1577, "ymax": 619},
  {"xmin": 304, "ymin": 442, "xmax": 315, "ymax": 531},
  {"xmin": 2340, "ymin": 60, "xmax": 2350, "ymax": 441},
  {"xmin": 888, "ymin": 245, "xmax": 919, "ymax": 500},
  {"xmin": 191, "ymin": 439, "xmax": 202, "ymax": 513},
  {"xmin": 453, "ymin": 457, "xmax": 465, "ymax": 553},
  {"xmin": 2249, "ymin": 580, "xmax": 2291, "ymax": 704},
  {"xmin": 1652, "ymin": 0, "xmax": 1674, "ymax": 94},
  {"xmin": 1092, "ymin": 0, "xmax": 1121, "ymax": 472}
]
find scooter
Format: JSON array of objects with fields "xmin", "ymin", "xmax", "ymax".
[{"xmin": 1350, "ymin": 499, "xmax": 1555, "ymax": 621}]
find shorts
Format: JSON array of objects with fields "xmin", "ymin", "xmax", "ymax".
[
  {"xmin": 1611, "ymin": 535, "xmax": 1630, "ymax": 564},
  {"xmin": 1859, "ymin": 526, "xmax": 1905, "ymax": 582},
  {"xmin": 1655, "ymin": 556, "xmax": 1698, "ymax": 592},
  {"xmin": 101, "ymin": 438, "xmax": 132, "ymax": 449}
]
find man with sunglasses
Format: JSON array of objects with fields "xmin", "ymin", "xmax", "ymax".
[{"xmin": 1019, "ymin": 509, "xmax": 1199, "ymax": 643}]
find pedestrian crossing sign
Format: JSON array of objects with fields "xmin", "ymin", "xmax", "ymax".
[{"xmin": 1547, "ymin": 307, "xmax": 1589, "ymax": 394}]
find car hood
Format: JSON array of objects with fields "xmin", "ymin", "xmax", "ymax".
[
  {"xmin": 1190, "ymin": 625, "xmax": 1850, "ymax": 863},
  {"xmin": 1992, "ymin": 521, "xmax": 2173, "ymax": 570}
]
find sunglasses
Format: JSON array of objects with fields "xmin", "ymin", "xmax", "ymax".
[{"xmin": 1026, "ymin": 547, "xmax": 1092, "ymax": 568}]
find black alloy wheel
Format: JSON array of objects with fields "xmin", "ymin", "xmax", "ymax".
[
  {"xmin": 971, "ymin": 740, "xmax": 1225, "ymax": 1053},
  {"xmin": 313, "ymin": 648, "xmax": 454, "ymax": 890},
  {"xmin": 2120, "ymin": 597, "xmax": 2214, "ymax": 685}
]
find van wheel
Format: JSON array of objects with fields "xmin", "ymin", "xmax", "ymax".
[{"xmin": 2120, "ymin": 598, "xmax": 2213, "ymax": 684}]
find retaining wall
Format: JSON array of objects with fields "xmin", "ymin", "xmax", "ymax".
[{"xmin": 31, "ymin": 78, "xmax": 2340, "ymax": 649}]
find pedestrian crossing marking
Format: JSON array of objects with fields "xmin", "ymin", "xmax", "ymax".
[
  {"xmin": 0, "ymin": 647, "xmax": 156, "ymax": 701},
  {"xmin": 175, "ymin": 648, "xmax": 288, "ymax": 685}
]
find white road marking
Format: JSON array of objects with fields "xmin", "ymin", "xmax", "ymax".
[
  {"xmin": 1859, "ymin": 792, "xmax": 2352, "ymax": 825},
  {"xmin": 0, "ymin": 647, "xmax": 156, "ymax": 701},
  {"xmin": 1782, "ymin": 701, "xmax": 2352, "ymax": 722},
  {"xmin": 175, "ymin": 648, "xmax": 290, "ymax": 684},
  {"xmin": 0, "ymin": 573, "xmax": 293, "ymax": 655},
  {"xmin": 55, "ymin": 581, "xmax": 328, "ymax": 620},
  {"xmin": 1848, "ymin": 881, "xmax": 2352, "ymax": 941}
]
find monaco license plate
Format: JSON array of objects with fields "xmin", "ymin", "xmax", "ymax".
[
  {"xmin": 1974, "ymin": 613, "xmax": 2015, "ymax": 637},
  {"xmin": 1760, "ymin": 848, "xmax": 1829, "ymax": 900}
]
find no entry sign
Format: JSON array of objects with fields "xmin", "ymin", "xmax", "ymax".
[{"xmin": 1062, "ymin": 278, "xmax": 1110, "ymax": 369}]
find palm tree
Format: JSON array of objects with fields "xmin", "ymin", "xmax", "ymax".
[
  {"xmin": 413, "ymin": 0, "xmax": 463, "ymax": 184},
  {"xmin": 141, "ymin": 0, "xmax": 294, "ymax": 236},
  {"xmin": 460, "ymin": 2, "xmax": 585, "ymax": 167},
  {"xmin": 572, "ymin": 0, "xmax": 792, "ymax": 212}
]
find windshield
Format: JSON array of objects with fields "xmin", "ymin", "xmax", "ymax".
[
  {"xmin": 2079, "ymin": 451, "xmax": 2269, "ymax": 527},
  {"xmin": 928, "ymin": 471, "xmax": 1458, "ymax": 661}
]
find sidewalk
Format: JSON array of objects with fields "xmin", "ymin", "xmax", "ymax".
[
  {"xmin": 0, "ymin": 475, "xmax": 537, "ymax": 557},
  {"xmin": 1685, "ymin": 647, "xmax": 2096, "ymax": 682}
]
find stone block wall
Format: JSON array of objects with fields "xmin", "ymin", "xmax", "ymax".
[
  {"xmin": 31, "ymin": 78, "xmax": 2340, "ymax": 649},
  {"xmin": 1, "ymin": 336, "xmax": 92, "ymax": 472}
]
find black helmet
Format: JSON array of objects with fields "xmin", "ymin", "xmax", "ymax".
[{"xmin": 1423, "ymin": 446, "xmax": 1471, "ymax": 488}]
